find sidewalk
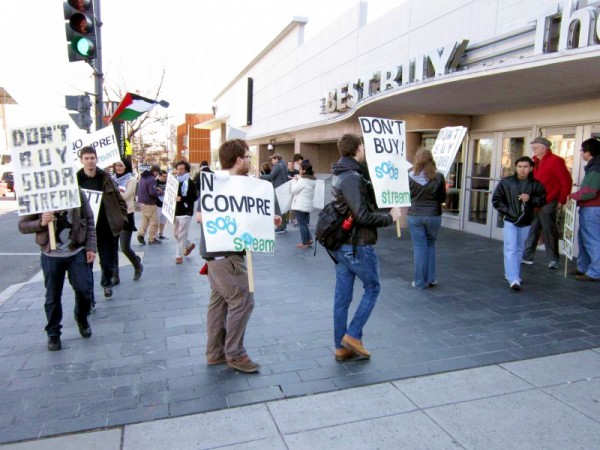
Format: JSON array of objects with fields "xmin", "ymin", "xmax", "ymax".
[{"xmin": 0, "ymin": 213, "xmax": 599, "ymax": 446}]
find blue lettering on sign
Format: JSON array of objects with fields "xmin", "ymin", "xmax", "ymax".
[
  {"xmin": 205, "ymin": 215, "xmax": 237, "ymax": 235},
  {"xmin": 374, "ymin": 161, "xmax": 399, "ymax": 180}
]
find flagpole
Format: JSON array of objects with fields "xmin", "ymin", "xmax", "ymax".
[{"xmin": 93, "ymin": 0, "xmax": 103, "ymax": 131}]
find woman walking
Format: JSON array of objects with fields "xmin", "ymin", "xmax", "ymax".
[
  {"xmin": 290, "ymin": 160, "xmax": 316, "ymax": 249},
  {"xmin": 408, "ymin": 148, "xmax": 446, "ymax": 289},
  {"xmin": 113, "ymin": 158, "xmax": 143, "ymax": 281}
]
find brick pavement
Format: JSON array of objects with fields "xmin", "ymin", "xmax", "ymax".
[{"xmin": 0, "ymin": 216, "xmax": 598, "ymax": 444}]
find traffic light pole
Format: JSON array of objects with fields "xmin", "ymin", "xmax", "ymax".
[{"xmin": 93, "ymin": 0, "xmax": 103, "ymax": 131}]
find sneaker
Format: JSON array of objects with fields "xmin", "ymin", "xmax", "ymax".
[
  {"xmin": 521, "ymin": 259, "xmax": 533, "ymax": 265},
  {"xmin": 76, "ymin": 318, "xmax": 92, "ymax": 338},
  {"xmin": 428, "ymin": 281, "xmax": 438, "ymax": 287},
  {"xmin": 207, "ymin": 355, "xmax": 227, "ymax": 365},
  {"xmin": 510, "ymin": 281, "xmax": 521, "ymax": 291},
  {"xmin": 137, "ymin": 235, "xmax": 146, "ymax": 245},
  {"xmin": 148, "ymin": 239, "xmax": 162, "ymax": 245},
  {"xmin": 275, "ymin": 228, "xmax": 287, "ymax": 234},
  {"xmin": 335, "ymin": 348, "xmax": 355, "ymax": 362},
  {"xmin": 184, "ymin": 242, "xmax": 196, "ymax": 256},
  {"xmin": 159, "ymin": 235, "xmax": 168, "ymax": 240},
  {"xmin": 175, "ymin": 257, "xmax": 183, "ymax": 264},
  {"xmin": 47, "ymin": 336, "xmax": 61, "ymax": 351},
  {"xmin": 548, "ymin": 260, "xmax": 559, "ymax": 270},
  {"xmin": 111, "ymin": 275, "xmax": 120, "ymax": 286},
  {"xmin": 341, "ymin": 334, "xmax": 371, "ymax": 359},
  {"xmin": 103, "ymin": 287, "xmax": 113, "ymax": 299},
  {"xmin": 575, "ymin": 273, "xmax": 599, "ymax": 282},
  {"xmin": 228, "ymin": 355, "xmax": 260, "ymax": 373},
  {"xmin": 133, "ymin": 263, "xmax": 143, "ymax": 281}
]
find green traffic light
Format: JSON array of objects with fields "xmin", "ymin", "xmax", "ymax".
[{"xmin": 71, "ymin": 36, "xmax": 95, "ymax": 57}]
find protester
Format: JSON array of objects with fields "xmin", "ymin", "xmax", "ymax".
[
  {"xmin": 137, "ymin": 165, "xmax": 162, "ymax": 245},
  {"xmin": 522, "ymin": 137, "xmax": 572, "ymax": 269},
  {"xmin": 77, "ymin": 147, "xmax": 128, "ymax": 300},
  {"xmin": 290, "ymin": 160, "xmax": 316, "ymax": 249},
  {"xmin": 112, "ymin": 158, "xmax": 143, "ymax": 281},
  {"xmin": 156, "ymin": 170, "xmax": 168, "ymax": 239},
  {"xmin": 196, "ymin": 139, "xmax": 281, "ymax": 373},
  {"xmin": 287, "ymin": 161, "xmax": 299, "ymax": 179},
  {"xmin": 260, "ymin": 153, "xmax": 288, "ymax": 233},
  {"xmin": 569, "ymin": 138, "xmax": 600, "ymax": 281},
  {"xmin": 293, "ymin": 153, "xmax": 304, "ymax": 171},
  {"xmin": 492, "ymin": 156, "xmax": 546, "ymax": 291},
  {"xmin": 330, "ymin": 133, "xmax": 402, "ymax": 361},
  {"xmin": 174, "ymin": 160, "xmax": 198, "ymax": 264},
  {"xmin": 259, "ymin": 162, "xmax": 271, "ymax": 177},
  {"xmin": 407, "ymin": 148, "xmax": 447, "ymax": 289},
  {"xmin": 192, "ymin": 160, "xmax": 213, "ymax": 192},
  {"xmin": 19, "ymin": 190, "xmax": 96, "ymax": 351}
]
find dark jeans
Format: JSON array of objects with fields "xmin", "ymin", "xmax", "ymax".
[
  {"xmin": 114, "ymin": 229, "xmax": 140, "ymax": 277},
  {"xmin": 97, "ymin": 228, "xmax": 118, "ymax": 287},
  {"xmin": 408, "ymin": 215, "xmax": 442, "ymax": 289},
  {"xmin": 41, "ymin": 250, "xmax": 93, "ymax": 336},
  {"xmin": 295, "ymin": 210, "xmax": 311, "ymax": 244},
  {"xmin": 523, "ymin": 200, "xmax": 559, "ymax": 262}
]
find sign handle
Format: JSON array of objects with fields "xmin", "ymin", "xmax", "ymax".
[
  {"xmin": 396, "ymin": 220, "xmax": 401, "ymax": 239},
  {"xmin": 48, "ymin": 221, "xmax": 57, "ymax": 251},
  {"xmin": 564, "ymin": 256, "xmax": 568, "ymax": 279},
  {"xmin": 246, "ymin": 251, "xmax": 255, "ymax": 293}
]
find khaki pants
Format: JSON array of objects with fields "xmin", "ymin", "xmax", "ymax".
[
  {"xmin": 174, "ymin": 215, "xmax": 192, "ymax": 258},
  {"xmin": 206, "ymin": 255, "xmax": 254, "ymax": 361},
  {"xmin": 138, "ymin": 204, "xmax": 158, "ymax": 242}
]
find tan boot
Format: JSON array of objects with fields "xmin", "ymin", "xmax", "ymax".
[
  {"xmin": 335, "ymin": 348, "xmax": 355, "ymax": 362},
  {"xmin": 341, "ymin": 334, "xmax": 371, "ymax": 359}
]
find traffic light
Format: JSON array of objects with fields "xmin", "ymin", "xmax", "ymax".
[
  {"xmin": 63, "ymin": 0, "xmax": 96, "ymax": 62},
  {"xmin": 66, "ymin": 95, "xmax": 93, "ymax": 130}
]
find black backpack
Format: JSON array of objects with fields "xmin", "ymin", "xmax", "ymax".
[{"xmin": 315, "ymin": 202, "xmax": 355, "ymax": 254}]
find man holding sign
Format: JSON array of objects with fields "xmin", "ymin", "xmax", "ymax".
[
  {"xmin": 330, "ymin": 134, "xmax": 402, "ymax": 361},
  {"xmin": 196, "ymin": 139, "xmax": 281, "ymax": 373}
]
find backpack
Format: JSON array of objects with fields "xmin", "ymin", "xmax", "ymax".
[{"xmin": 315, "ymin": 202, "xmax": 354, "ymax": 252}]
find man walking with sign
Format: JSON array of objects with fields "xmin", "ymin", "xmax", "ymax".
[
  {"xmin": 173, "ymin": 160, "xmax": 198, "ymax": 264},
  {"xmin": 18, "ymin": 190, "xmax": 96, "ymax": 351},
  {"xmin": 197, "ymin": 139, "xmax": 281, "ymax": 373},
  {"xmin": 330, "ymin": 134, "xmax": 402, "ymax": 361}
]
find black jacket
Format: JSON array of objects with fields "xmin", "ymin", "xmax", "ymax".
[
  {"xmin": 331, "ymin": 157, "xmax": 393, "ymax": 246},
  {"xmin": 175, "ymin": 178, "xmax": 198, "ymax": 216},
  {"xmin": 492, "ymin": 175, "xmax": 546, "ymax": 227},
  {"xmin": 409, "ymin": 172, "xmax": 446, "ymax": 216}
]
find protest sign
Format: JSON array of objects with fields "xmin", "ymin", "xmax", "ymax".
[
  {"xmin": 161, "ymin": 173, "xmax": 178, "ymax": 224},
  {"xmin": 199, "ymin": 172, "xmax": 275, "ymax": 253},
  {"xmin": 431, "ymin": 126, "xmax": 468, "ymax": 178},
  {"xmin": 81, "ymin": 189, "xmax": 102, "ymax": 226},
  {"xmin": 71, "ymin": 126, "xmax": 121, "ymax": 170},
  {"xmin": 359, "ymin": 116, "xmax": 412, "ymax": 207},
  {"xmin": 9, "ymin": 122, "xmax": 81, "ymax": 216},
  {"xmin": 559, "ymin": 198, "xmax": 577, "ymax": 260},
  {"xmin": 275, "ymin": 180, "xmax": 293, "ymax": 214}
]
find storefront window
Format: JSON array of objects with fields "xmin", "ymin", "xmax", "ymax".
[
  {"xmin": 501, "ymin": 137, "xmax": 525, "ymax": 178},
  {"xmin": 468, "ymin": 138, "xmax": 493, "ymax": 225},
  {"xmin": 539, "ymin": 128, "xmax": 576, "ymax": 175}
]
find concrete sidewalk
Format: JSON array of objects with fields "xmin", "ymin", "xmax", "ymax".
[
  {"xmin": 3, "ymin": 348, "xmax": 600, "ymax": 449},
  {"xmin": 0, "ymin": 212, "xmax": 599, "ymax": 445}
]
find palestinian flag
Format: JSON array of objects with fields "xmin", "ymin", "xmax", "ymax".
[{"xmin": 109, "ymin": 93, "xmax": 168, "ymax": 122}]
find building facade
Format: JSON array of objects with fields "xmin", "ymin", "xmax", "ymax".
[
  {"xmin": 201, "ymin": 0, "xmax": 600, "ymax": 242},
  {"xmin": 177, "ymin": 113, "xmax": 212, "ymax": 168}
]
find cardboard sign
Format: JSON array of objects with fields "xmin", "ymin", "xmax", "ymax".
[
  {"xmin": 9, "ymin": 123, "xmax": 81, "ymax": 215},
  {"xmin": 359, "ymin": 116, "xmax": 412, "ymax": 207},
  {"xmin": 559, "ymin": 198, "xmax": 577, "ymax": 260},
  {"xmin": 431, "ymin": 126, "xmax": 468, "ymax": 178},
  {"xmin": 71, "ymin": 126, "xmax": 121, "ymax": 170},
  {"xmin": 199, "ymin": 172, "xmax": 275, "ymax": 253},
  {"xmin": 275, "ymin": 180, "xmax": 293, "ymax": 214},
  {"xmin": 81, "ymin": 189, "xmax": 102, "ymax": 226},
  {"xmin": 161, "ymin": 173, "xmax": 178, "ymax": 224}
]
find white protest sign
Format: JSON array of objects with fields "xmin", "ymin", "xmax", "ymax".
[
  {"xmin": 275, "ymin": 180, "xmax": 293, "ymax": 214},
  {"xmin": 200, "ymin": 172, "xmax": 275, "ymax": 253},
  {"xmin": 9, "ymin": 123, "xmax": 81, "ymax": 216},
  {"xmin": 359, "ymin": 117, "xmax": 412, "ymax": 207},
  {"xmin": 559, "ymin": 198, "xmax": 577, "ymax": 260},
  {"xmin": 70, "ymin": 126, "xmax": 121, "ymax": 170},
  {"xmin": 81, "ymin": 189, "xmax": 102, "ymax": 226},
  {"xmin": 431, "ymin": 126, "xmax": 468, "ymax": 178},
  {"xmin": 161, "ymin": 173, "xmax": 178, "ymax": 224}
]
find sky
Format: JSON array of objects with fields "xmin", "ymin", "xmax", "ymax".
[{"xmin": 1, "ymin": 0, "xmax": 397, "ymax": 137}]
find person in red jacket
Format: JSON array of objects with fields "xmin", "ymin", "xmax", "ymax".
[{"xmin": 522, "ymin": 137, "xmax": 573, "ymax": 269}]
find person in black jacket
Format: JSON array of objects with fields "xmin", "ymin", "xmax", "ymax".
[
  {"xmin": 330, "ymin": 133, "xmax": 402, "ymax": 362},
  {"xmin": 408, "ymin": 148, "xmax": 446, "ymax": 289},
  {"xmin": 260, "ymin": 153, "xmax": 289, "ymax": 233},
  {"xmin": 492, "ymin": 156, "xmax": 546, "ymax": 291},
  {"xmin": 173, "ymin": 160, "xmax": 199, "ymax": 264}
]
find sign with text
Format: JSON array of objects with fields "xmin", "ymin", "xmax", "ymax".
[
  {"xmin": 559, "ymin": 198, "xmax": 577, "ymax": 260},
  {"xmin": 161, "ymin": 173, "xmax": 178, "ymax": 224},
  {"xmin": 359, "ymin": 116, "xmax": 412, "ymax": 207},
  {"xmin": 200, "ymin": 172, "xmax": 275, "ymax": 253},
  {"xmin": 81, "ymin": 189, "xmax": 102, "ymax": 226},
  {"xmin": 431, "ymin": 126, "xmax": 468, "ymax": 178},
  {"xmin": 9, "ymin": 123, "xmax": 81, "ymax": 216},
  {"xmin": 71, "ymin": 126, "xmax": 121, "ymax": 170}
]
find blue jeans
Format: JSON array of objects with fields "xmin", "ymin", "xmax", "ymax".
[
  {"xmin": 408, "ymin": 215, "xmax": 442, "ymax": 289},
  {"xmin": 295, "ymin": 210, "xmax": 312, "ymax": 244},
  {"xmin": 41, "ymin": 250, "xmax": 93, "ymax": 336},
  {"xmin": 577, "ymin": 207, "xmax": 600, "ymax": 279},
  {"xmin": 332, "ymin": 245, "xmax": 381, "ymax": 349},
  {"xmin": 503, "ymin": 221, "xmax": 530, "ymax": 284}
]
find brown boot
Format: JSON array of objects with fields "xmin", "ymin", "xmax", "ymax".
[
  {"xmin": 341, "ymin": 334, "xmax": 371, "ymax": 359},
  {"xmin": 335, "ymin": 348, "xmax": 355, "ymax": 362},
  {"xmin": 228, "ymin": 355, "xmax": 260, "ymax": 373}
]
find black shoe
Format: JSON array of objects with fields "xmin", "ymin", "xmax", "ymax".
[
  {"xmin": 111, "ymin": 275, "xmax": 120, "ymax": 286},
  {"xmin": 159, "ymin": 235, "xmax": 168, "ymax": 240},
  {"xmin": 148, "ymin": 239, "xmax": 162, "ymax": 245},
  {"xmin": 133, "ymin": 263, "xmax": 143, "ymax": 281},
  {"xmin": 104, "ymin": 287, "xmax": 113, "ymax": 299},
  {"xmin": 47, "ymin": 336, "xmax": 61, "ymax": 351},
  {"xmin": 137, "ymin": 235, "xmax": 146, "ymax": 245},
  {"xmin": 76, "ymin": 318, "xmax": 92, "ymax": 338},
  {"xmin": 510, "ymin": 281, "xmax": 521, "ymax": 291}
]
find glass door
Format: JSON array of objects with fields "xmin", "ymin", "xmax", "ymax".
[{"xmin": 463, "ymin": 135, "xmax": 494, "ymax": 236}]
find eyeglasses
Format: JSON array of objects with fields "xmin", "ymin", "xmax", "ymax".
[{"xmin": 243, "ymin": 155, "xmax": 251, "ymax": 159}]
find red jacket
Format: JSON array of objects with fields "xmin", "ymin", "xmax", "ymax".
[{"xmin": 532, "ymin": 151, "xmax": 572, "ymax": 204}]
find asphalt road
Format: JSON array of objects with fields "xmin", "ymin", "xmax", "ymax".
[{"xmin": 0, "ymin": 196, "xmax": 42, "ymax": 296}]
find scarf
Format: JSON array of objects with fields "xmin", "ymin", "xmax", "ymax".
[
  {"xmin": 177, "ymin": 173, "xmax": 190, "ymax": 196},
  {"xmin": 115, "ymin": 172, "xmax": 134, "ymax": 190}
]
